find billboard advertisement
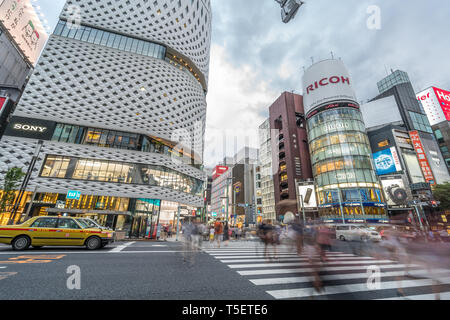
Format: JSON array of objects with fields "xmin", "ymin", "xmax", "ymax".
[
  {"xmin": 302, "ymin": 59, "xmax": 358, "ymax": 116},
  {"xmin": 297, "ymin": 183, "xmax": 317, "ymax": 209},
  {"xmin": 417, "ymin": 87, "xmax": 450, "ymax": 126},
  {"xmin": 373, "ymin": 147, "xmax": 402, "ymax": 176},
  {"xmin": 409, "ymin": 131, "xmax": 436, "ymax": 185},
  {"xmin": 433, "ymin": 87, "xmax": 450, "ymax": 122},
  {"xmin": 380, "ymin": 176, "xmax": 409, "ymax": 207},
  {"xmin": 0, "ymin": 0, "xmax": 48, "ymax": 67},
  {"xmin": 212, "ymin": 165, "xmax": 229, "ymax": 180}
]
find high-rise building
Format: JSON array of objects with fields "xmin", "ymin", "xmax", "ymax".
[
  {"xmin": 258, "ymin": 119, "xmax": 276, "ymax": 221},
  {"xmin": 0, "ymin": 0, "xmax": 48, "ymax": 138},
  {"xmin": 0, "ymin": 0, "xmax": 212, "ymax": 234},
  {"xmin": 303, "ymin": 59, "xmax": 387, "ymax": 224},
  {"xmin": 269, "ymin": 92, "xmax": 313, "ymax": 220},
  {"xmin": 369, "ymin": 70, "xmax": 450, "ymax": 185},
  {"xmin": 210, "ymin": 147, "xmax": 259, "ymax": 226}
]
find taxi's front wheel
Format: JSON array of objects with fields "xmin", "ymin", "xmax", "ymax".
[
  {"xmin": 12, "ymin": 235, "xmax": 31, "ymax": 251},
  {"xmin": 85, "ymin": 236, "xmax": 101, "ymax": 250}
]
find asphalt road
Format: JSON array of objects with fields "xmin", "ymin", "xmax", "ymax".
[{"xmin": 0, "ymin": 240, "xmax": 274, "ymax": 300}]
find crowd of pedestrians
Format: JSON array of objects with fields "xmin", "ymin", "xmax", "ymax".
[{"xmin": 255, "ymin": 218, "xmax": 449, "ymax": 299}]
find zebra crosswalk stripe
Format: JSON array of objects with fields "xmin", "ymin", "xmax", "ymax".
[
  {"xmin": 203, "ymin": 245, "xmax": 450, "ymax": 300},
  {"xmin": 267, "ymin": 277, "xmax": 450, "ymax": 299},
  {"xmin": 227, "ymin": 260, "xmax": 394, "ymax": 269}
]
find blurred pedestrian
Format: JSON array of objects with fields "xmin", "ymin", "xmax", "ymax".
[
  {"xmin": 209, "ymin": 226, "xmax": 215, "ymax": 245},
  {"xmin": 303, "ymin": 225, "xmax": 323, "ymax": 294},
  {"xmin": 214, "ymin": 219, "xmax": 224, "ymax": 248},
  {"xmin": 223, "ymin": 222, "xmax": 230, "ymax": 247}
]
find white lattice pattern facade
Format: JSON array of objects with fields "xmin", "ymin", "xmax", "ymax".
[{"xmin": 0, "ymin": 0, "xmax": 212, "ymax": 209}]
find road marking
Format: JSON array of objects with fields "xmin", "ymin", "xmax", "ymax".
[
  {"xmin": 109, "ymin": 241, "xmax": 136, "ymax": 252},
  {"xmin": 378, "ymin": 292, "xmax": 450, "ymax": 300},
  {"xmin": 0, "ymin": 255, "xmax": 65, "ymax": 264},
  {"xmin": 237, "ymin": 264, "xmax": 413, "ymax": 276},
  {"xmin": 0, "ymin": 250, "xmax": 186, "ymax": 255},
  {"xmin": 228, "ymin": 260, "xmax": 394, "ymax": 269},
  {"xmin": 249, "ymin": 269, "xmax": 450, "ymax": 286},
  {"xmin": 266, "ymin": 276, "xmax": 450, "ymax": 299},
  {"xmin": 0, "ymin": 272, "xmax": 17, "ymax": 280}
]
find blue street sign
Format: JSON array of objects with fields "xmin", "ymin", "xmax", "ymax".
[{"xmin": 67, "ymin": 190, "xmax": 81, "ymax": 200}]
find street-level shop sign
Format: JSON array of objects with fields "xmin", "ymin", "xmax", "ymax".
[{"xmin": 67, "ymin": 190, "xmax": 81, "ymax": 200}]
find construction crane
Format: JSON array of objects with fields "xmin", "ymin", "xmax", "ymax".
[{"xmin": 274, "ymin": 0, "xmax": 305, "ymax": 23}]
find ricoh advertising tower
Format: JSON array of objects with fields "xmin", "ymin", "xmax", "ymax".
[{"xmin": 302, "ymin": 59, "xmax": 387, "ymax": 223}]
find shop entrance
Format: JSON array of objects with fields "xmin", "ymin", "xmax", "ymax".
[{"xmin": 130, "ymin": 199, "xmax": 161, "ymax": 239}]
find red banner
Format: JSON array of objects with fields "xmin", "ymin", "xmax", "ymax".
[
  {"xmin": 0, "ymin": 97, "xmax": 7, "ymax": 114},
  {"xmin": 409, "ymin": 131, "xmax": 436, "ymax": 185}
]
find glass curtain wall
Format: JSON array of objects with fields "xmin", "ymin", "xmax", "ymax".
[
  {"xmin": 307, "ymin": 107, "xmax": 386, "ymax": 221},
  {"xmin": 40, "ymin": 155, "xmax": 204, "ymax": 196}
]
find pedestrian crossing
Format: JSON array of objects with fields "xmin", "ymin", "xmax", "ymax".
[{"xmin": 203, "ymin": 243, "xmax": 450, "ymax": 300}]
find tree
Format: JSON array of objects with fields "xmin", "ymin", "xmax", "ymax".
[
  {"xmin": 0, "ymin": 167, "xmax": 26, "ymax": 212},
  {"xmin": 433, "ymin": 183, "xmax": 450, "ymax": 211}
]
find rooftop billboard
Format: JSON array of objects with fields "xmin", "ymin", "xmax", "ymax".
[{"xmin": 0, "ymin": 0, "xmax": 48, "ymax": 67}]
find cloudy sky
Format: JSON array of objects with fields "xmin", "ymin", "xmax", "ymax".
[{"xmin": 33, "ymin": 0, "xmax": 450, "ymax": 167}]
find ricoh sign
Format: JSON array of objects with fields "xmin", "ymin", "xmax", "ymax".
[
  {"xmin": 303, "ymin": 59, "xmax": 358, "ymax": 116},
  {"xmin": 5, "ymin": 116, "xmax": 56, "ymax": 140}
]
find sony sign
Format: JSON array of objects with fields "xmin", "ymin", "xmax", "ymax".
[
  {"xmin": 13, "ymin": 123, "xmax": 47, "ymax": 133},
  {"xmin": 303, "ymin": 59, "xmax": 358, "ymax": 116},
  {"xmin": 4, "ymin": 116, "xmax": 56, "ymax": 140}
]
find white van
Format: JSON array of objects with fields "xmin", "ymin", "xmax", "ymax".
[{"xmin": 335, "ymin": 224, "xmax": 381, "ymax": 242}]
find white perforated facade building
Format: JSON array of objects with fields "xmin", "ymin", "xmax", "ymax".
[{"xmin": 0, "ymin": 0, "xmax": 212, "ymax": 229}]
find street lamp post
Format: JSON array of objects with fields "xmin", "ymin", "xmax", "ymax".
[{"xmin": 337, "ymin": 188, "xmax": 345, "ymax": 224}]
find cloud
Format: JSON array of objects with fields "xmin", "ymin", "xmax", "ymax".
[
  {"xmin": 37, "ymin": 0, "xmax": 450, "ymax": 168},
  {"xmin": 204, "ymin": 44, "xmax": 280, "ymax": 167}
]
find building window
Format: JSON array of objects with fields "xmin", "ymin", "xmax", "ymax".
[
  {"xmin": 40, "ymin": 155, "xmax": 203, "ymax": 196},
  {"xmin": 54, "ymin": 19, "xmax": 166, "ymax": 60},
  {"xmin": 409, "ymin": 111, "xmax": 433, "ymax": 134}
]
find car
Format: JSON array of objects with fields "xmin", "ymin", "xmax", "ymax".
[
  {"xmin": 0, "ymin": 216, "xmax": 115, "ymax": 251},
  {"xmin": 78, "ymin": 218, "xmax": 112, "ymax": 231},
  {"xmin": 335, "ymin": 224, "xmax": 381, "ymax": 242}
]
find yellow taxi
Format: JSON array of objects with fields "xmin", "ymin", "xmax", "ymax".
[{"xmin": 0, "ymin": 216, "xmax": 115, "ymax": 251}]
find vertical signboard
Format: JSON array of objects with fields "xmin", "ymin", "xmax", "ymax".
[
  {"xmin": 0, "ymin": 0, "xmax": 49, "ymax": 66},
  {"xmin": 409, "ymin": 131, "xmax": 436, "ymax": 185}
]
